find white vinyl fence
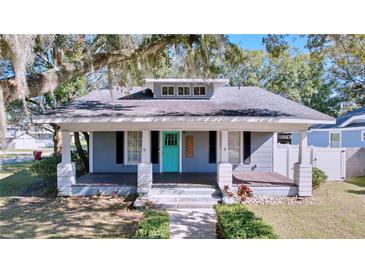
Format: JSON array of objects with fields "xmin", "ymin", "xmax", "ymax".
[{"xmin": 274, "ymin": 145, "xmax": 346, "ymax": 181}]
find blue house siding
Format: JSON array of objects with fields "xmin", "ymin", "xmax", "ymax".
[
  {"xmin": 93, "ymin": 132, "xmax": 160, "ymax": 173},
  {"xmin": 292, "ymin": 131, "xmax": 329, "ymax": 147},
  {"xmin": 181, "ymin": 131, "xmax": 216, "ymax": 172},
  {"xmin": 341, "ymin": 130, "xmax": 365, "ymax": 147},
  {"xmin": 292, "ymin": 129, "xmax": 365, "ymax": 147},
  {"xmin": 233, "ymin": 132, "xmax": 273, "ymax": 173}
]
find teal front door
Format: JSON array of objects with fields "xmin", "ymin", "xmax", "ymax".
[{"xmin": 162, "ymin": 131, "xmax": 180, "ymax": 172}]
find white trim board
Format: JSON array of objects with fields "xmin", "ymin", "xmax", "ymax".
[
  {"xmin": 34, "ymin": 115, "xmax": 335, "ymax": 125},
  {"xmin": 309, "ymin": 126, "xmax": 365, "ymax": 132},
  {"xmin": 339, "ymin": 114, "xmax": 365, "ymax": 127}
]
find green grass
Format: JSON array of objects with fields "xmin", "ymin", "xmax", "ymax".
[
  {"xmin": 133, "ymin": 210, "xmax": 170, "ymax": 239},
  {"xmin": 346, "ymin": 176, "xmax": 365, "ymax": 187},
  {"xmin": 0, "ymin": 162, "xmax": 54, "ymax": 196},
  {"xmin": 246, "ymin": 180, "xmax": 365, "ymax": 238},
  {"xmin": 215, "ymin": 204, "xmax": 278, "ymax": 239}
]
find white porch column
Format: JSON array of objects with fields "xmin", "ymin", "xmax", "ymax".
[
  {"xmin": 217, "ymin": 130, "xmax": 232, "ymax": 190},
  {"xmin": 294, "ymin": 130, "xmax": 312, "ymax": 196},
  {"xmin": 89, "ymin": 132, "xmax": 93, "ymax": 173},
  {"xmin": 137, "ymin": 130, "xmax": 152, "ymax": 195},
  {"xmin": 57, "ymin": 131, "xmax": 76, "ymax": 196}
]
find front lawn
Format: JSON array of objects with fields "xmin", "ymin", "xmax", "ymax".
[
  {"xmin": 247, "ymin": 180, "xmax": 365, "ymax": 238},
  {"xmin": 0, "ymin": 162, "xmax": 142, "ymax": 238},
  {"xmin": 0, "ymin": 162, "xmax": 50, "ymax": 196},
  {"xmin": 0, "ymin": 196, "xmax": 142, "ymax": 238}
]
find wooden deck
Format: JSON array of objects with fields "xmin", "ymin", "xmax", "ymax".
[
  {"xmin": 76, "ymin": 171, "xmax": 294, "ymax": 187},
  {"xmin": 233, "ymin": 172, "xmax": 295, "ymax": 187}
]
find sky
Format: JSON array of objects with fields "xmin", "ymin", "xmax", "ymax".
[{"xmin": 228, "ymin": 34, "xmax": 308, "ymax": 52}]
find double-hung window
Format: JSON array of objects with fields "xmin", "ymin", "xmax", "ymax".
[
  {"xmin": 193, "ymin": 86, "xmax": 206, "ymax": 96},
  {"xmin": 329, "ymin": 132, "xmax": 341, "ymax": 148},
  {"xmin": 228, "ymin": 132, "xmax": 240, "ymax": 163},
  {"xmin": 126, "ymin": 131, "xmax": 142, "ymax": 164},
  {"xmin": 161, "ymin": 86, "xmax": 174, "ymax": 96},
  {"xmin": 178, "ymin": 86, "xmax": 191, "ymax": 96}
]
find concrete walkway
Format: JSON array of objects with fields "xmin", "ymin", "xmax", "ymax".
[{"xmin": 168, "ymin": 208, "xmax": 217, "ymax": 239}]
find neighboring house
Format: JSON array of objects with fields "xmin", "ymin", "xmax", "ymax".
[
  {"xmin": 34, "ymin": 78, "xmax": 334, "ymax": 202},
  {"xmin": 291, "ymin": 106, "xmax": 365, "ymax": 148},
  {"xmin": 5, "ymin": 127, "xmax": 53, "ymax": 150}
]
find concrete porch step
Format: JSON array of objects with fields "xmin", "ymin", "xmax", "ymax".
[
  {"xmin": 149, "ymin": 188, "xmax": 220, "ymax": 196},
  {"xmin": 145, "ymin": 185, "xmax": 222, "ymax": 209},
  {"xmin": 152, "ymin": 183, "xmax": 217, "ymax": 189},
  {"xmin": 147, "ymin": 200, "xmax": 221, "ymax": 209}
]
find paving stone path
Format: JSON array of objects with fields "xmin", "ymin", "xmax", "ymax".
[{"xmin": 168, "ymin": 208, "xmax": 217, "ymax": 239}]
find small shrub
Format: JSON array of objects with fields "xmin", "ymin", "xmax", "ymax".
[
  {"xmin": 215, "ymin": 204, "xmax": 278, "ymax": 239},
  {"xmin": 312, "ymin": 167, "xmax": 328, "ymax": 189},
  {"xmin": 31, "ymin": 155, "xmax": 61, "ymax": 183},
  {"xmin": 236, "ymin": 184, "xmax": 253, "ymax": 202},
  {"xmin": 30, "ymin": 152, "xmax": 87, "ymax": 183},
  {"xmin": 221, "ymin": 184, "xmax": 253, "ymax": 203},
  {"xmin": 133, "ymin": 210, "xmax": 169, "ymax": 239}
]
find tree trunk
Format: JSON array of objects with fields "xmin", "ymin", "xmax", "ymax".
[
  {"xmin": 82, "ymin": 132, "xmax": 89, "ymax": 153},
  {"xmin": 51, "ymin": 123, "xmax": 62, "ymax": 157},
  {"xmin": 74, "ymin": 132, "xmax": 88, "ymax": 172}
]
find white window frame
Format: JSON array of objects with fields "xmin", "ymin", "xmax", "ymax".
[
  {"xmin": 193, "ymin": 85, "xmax": 206, "ymax": 96},
  {"xmin": 228, "ymin": 131, "xmax": 241, "ymax": 164},
  {"xmin": 124, "ymin": 131, "xmax": 142, "ymax": 164},
  {"xmin": 329, "ymin": 131, "xmax": 341, "ymax": 148},
  {"xmin": 161, "ymin": 85, "xmax": 175, "ymax": 96},
  {"xmin": 177, "ymin": 85, "xmax": 191, "ymax": 96},
  {"xmin": 362, "ymin": 130, "xmax": 365, "ymax": 142}
]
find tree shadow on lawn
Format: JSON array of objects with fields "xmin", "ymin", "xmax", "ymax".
[
  {"xmin": 0, "ymin": 196, "xmax": 142, "ymax": 239},
  {"xmin": 346, "ymin": 190, "xmax": 365, "ymax": 195}
]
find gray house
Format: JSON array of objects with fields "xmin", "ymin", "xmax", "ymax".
[
  {"xmin": 292, "ymin": 106, "xmax": 365, "ymax": 148},
  {"xmin": 34, "ymin": 78, "xmax": 334, "ymax": 206}
]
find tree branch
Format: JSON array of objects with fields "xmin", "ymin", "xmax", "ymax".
[{"xmin": 1, "ymin": 35, "xmax": 180, "ymax": 104}]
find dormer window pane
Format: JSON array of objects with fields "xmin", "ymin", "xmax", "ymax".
[
  {"xmin": 162, "ymin": 86, "xmax": 174, "ymax": 96},
  {"xmin": 178, "ymin": 86, "xmax": 190, "ymax": 96},
  {"xmin": 193, "ymin": 86, "xmax": 206, "ymax": 96}
]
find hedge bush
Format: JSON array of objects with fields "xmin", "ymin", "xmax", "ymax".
[
  {"xmin": 312, "ymin": 167, "xmax": 328, "ymax": 189},
  {"xmin": 133, "ymin": 210, "xmax": 170, "ymax": 239},
  {"xmin": 30, "ymin": 152, "xmax": 87, "ymax": 183},
  {"xmin": 215, "ymin": 204, "xmax": 277, "ymax": 239},
  {"xmin": 30, "ymin": 155, "xmax": 61, "ymax": 183}
]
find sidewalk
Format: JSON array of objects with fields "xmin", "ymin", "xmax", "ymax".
[{"xmin": 168, "ymin": 208, "xmax": 217, "ymax": 239}]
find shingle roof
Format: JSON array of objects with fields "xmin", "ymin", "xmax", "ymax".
[
  {"xmin": 311, "ymin": 105, "xmax": 365, "ymax": 129},
  {"xmin": 34, "ymin": 86, "xmax": 334, "ymax": 123}
]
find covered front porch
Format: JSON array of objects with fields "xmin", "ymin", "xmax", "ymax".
[
  {"xmin": 57, "ymin": 123, "xmax": 312, "ymax": 197},
  {"xmin": 70, "ymin": 171, "xmax": 297, "ymax": 196}
]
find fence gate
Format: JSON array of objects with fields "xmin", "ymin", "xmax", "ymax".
[{"xmin": 275, "ymin": 145, "xmax": 346, "ymax": 181}]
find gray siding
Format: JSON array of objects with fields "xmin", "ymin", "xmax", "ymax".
[
  {"xmin": 233, "ymin": 132, "xmax": 274, "ymax": 173},
  {"xmin": 93, "ymin": 132, "xmax": 160, "ymax": 173},
  {"xmin": 182, "ymin": 131, "xmax": 216, "ymax": 172},
  {"xmin": 93, "ymin": 131, "xmax": 274, "ymax": 173},
  {"xmin": 153, "ymin": 82, "xmax": 214, "ymax": 99}
]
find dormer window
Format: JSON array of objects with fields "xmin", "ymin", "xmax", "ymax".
[
  {"xmin": 161, "ymin": 86, "xmax": 174, "ymax": 96},
  {"xmin": 178, "ymin": 86, "xmax": 191, "ymax": 96},
  {"xmin": 193, "ymin": 86, "xmax": 206, "ymax": 96}
]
